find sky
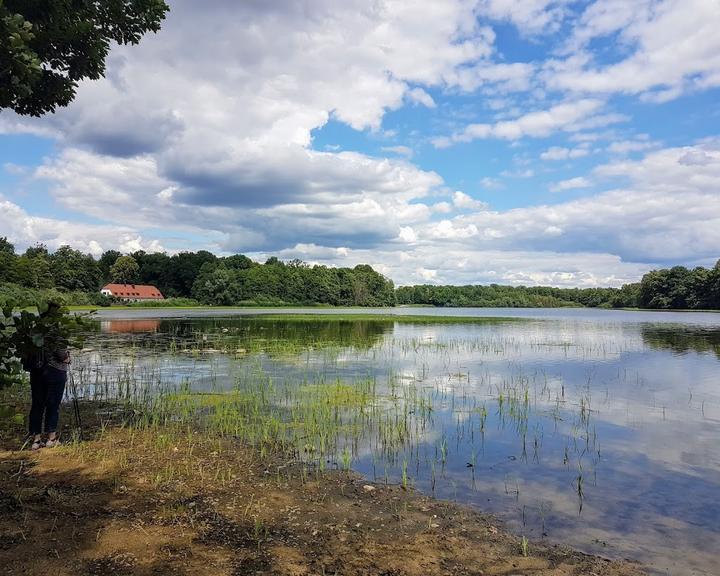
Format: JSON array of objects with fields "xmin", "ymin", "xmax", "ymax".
[{"xmin": 1, "ymin": 0, "xmax": 719, "ymax": 288}]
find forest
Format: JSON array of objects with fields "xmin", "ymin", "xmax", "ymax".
[
  {"xmin": 396, "ymin": 283, "xmax": 638, "ymax": 308},
  {"xmin": 0, "ymin": 238, "xmax": 395, "ymax": 308},
  {"xmin": 398, "ymin": 263, "xmax": 720, "ymax": 309},
  {"xmin": 0, "ymin": 238, "xmax": 718, "ymax": 310}
]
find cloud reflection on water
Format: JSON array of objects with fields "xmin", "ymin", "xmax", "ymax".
[{"xmin": 74, "ymin": 309, "xmax": 720, "ymax": 575}]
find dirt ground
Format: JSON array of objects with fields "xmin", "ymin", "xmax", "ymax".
[{"xmin": 0, "ymin": 402, "xmax": 646, "ymax": 576}]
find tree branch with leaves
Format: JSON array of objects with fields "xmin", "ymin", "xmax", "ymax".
[
  {"xmin": 0, "ymin": 301, "xmax": 89, "ymax": 389},
  {"xmin": 1, "ymin": 0, "xmax": 169, "ymax": 116}
]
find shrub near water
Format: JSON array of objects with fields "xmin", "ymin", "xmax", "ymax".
[{"xmin": 0, "ymin": 283, "xmax": 111, "ymax": 309}]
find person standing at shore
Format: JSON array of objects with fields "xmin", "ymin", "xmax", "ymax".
[{"xmin": 22, "ymin": 302, "xmax": 71, "ymax": 450}]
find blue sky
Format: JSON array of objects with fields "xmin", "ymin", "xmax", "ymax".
[{"xmin": 1, "ymin": 0, "xmax": 719, "ymax": 286}]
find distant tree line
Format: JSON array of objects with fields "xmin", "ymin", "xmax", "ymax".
[
  {"xmin": 636, "ymin": 264, "xmax": 720, "ymax": 309},
  {"xmin": 189, "ymin": 257, "xmax": 395, "ymax": 306},
  {"xmin": 0, "ymin": 238, "xmax": 395, "ymax": 307},
  {"xmin": 0, "ymin": 238, "xmax": 717, "ymax": 310},
  {"xmin": 0, "ymin": 239, "xmax": 98, "ymax": 291},
  {"xmin": 397, "ymin": 261, "xmax": 720, "ymax": 310},
  {"xmin": 395, "ymin": 283, "xmax": 640, "ymax": 308}
]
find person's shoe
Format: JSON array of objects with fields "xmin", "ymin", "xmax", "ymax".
[
  {"xmin": 45, "ymin": 435, "xmax": 61, "ymax": 448},
  {"xmin": 30, "ymin": 438, "xmax": 44, "ymax": 451}
]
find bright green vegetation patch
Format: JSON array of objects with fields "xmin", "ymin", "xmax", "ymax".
[
  {"xmin": 141, "ymin": 376, "xmax": 388, "ymax": 464},
  {"xmin": 162, "ymin": 391, "xmax": 253, "ymax": 409},
  {"xmin": 65, "ymin": 298, "xmax": 201, "ymax": 311},
  {"xmin": 165, "ymin": 383, "xmax": 372, "ymax": 411},
  {"xmin": 299, "ymin": 382, "xmax": 374, "ymax": 408}
]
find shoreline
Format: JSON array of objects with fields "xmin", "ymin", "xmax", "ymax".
[
  {"xmin": 0, "ymin": 396, "xmax": 646, "ymax": 576},
  {"xmin": 64, "ymin": 303, "xmax": 720, "ymax": 314}
]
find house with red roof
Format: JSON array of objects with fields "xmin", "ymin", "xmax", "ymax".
[{"xmin": 101, "ymin": 283, "xmax": 165, "ymax": 302}]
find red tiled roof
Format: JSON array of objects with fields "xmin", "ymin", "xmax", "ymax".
[{"xmin": 101, "ymin": 284, "xmax": 165, "ymax": 299}]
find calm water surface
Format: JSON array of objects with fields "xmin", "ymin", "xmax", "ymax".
[{"xmin": 73, "ymin": 308, "xmax": 720, "ymax": 576}]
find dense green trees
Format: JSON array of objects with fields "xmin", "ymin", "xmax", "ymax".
[
  {"xmin": 14, "ymin": 252, "xmax": 53, "ymax": 289},
  {"xmin": 126, "ymin": 250, "xmax": 218, "ymax": 297},
  {"xmin": 396, "ymin": 263, "xmax": 719, "ymax": 310},
  {"xmin": 0, "ymin": 238, "xmax": 717, "ymax": 310},
  {"xmin": 98, "ymin": 249, "xmax": 122, "ymax": 281},
  {"xmin": 48, "ymin": 246, "xmax": 102, "ymax": 292},
  {"xmin": 1, "ymin": 0, "xmax": 169, "ymax": 115},
  {"xmin": 0, "ymin": 241, "xmax": 396, "ymax": 308},
  {"xmin": 0, "ymin": 238, "xmax": 16, "ymax": 283},
  {"xmin": 395, "ymin": 283, "xmax": 639, "ymax": 308},
  {"xmin": 192, "ymin": 266, "xmax": 241, "ymax": 306},
  {"xmin": 0, "ymin": 240, "xmax": 107, "ymax": 308},
  {"xmin": 189, "ymin": 259, "xmax": 395, "ymax": 307},
  {"xmin": 0, "ymin": 240, "xmax": 54, "ymax": 289},
  {"xmin": 638, "ymin": 263, "xmax": 720, "ymax": 310},
  {"xmin": 110, "ymin": 255, "xmax": 140, "ymax": 284}
]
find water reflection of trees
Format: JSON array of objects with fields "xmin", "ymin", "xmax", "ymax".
[
  {"xmin": 88, "ymin": 317, "xmax": 394, "ymax": 353},
  {"xmin": 641, "ymin": 325, "xmax": 720, "ymax": 358}
]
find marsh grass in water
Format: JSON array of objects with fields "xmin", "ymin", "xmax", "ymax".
[
  {"xmin": 69, "ymin": 316, "xmax": 602, "ymax": 505},
  {"xmin": 47, "ymin": 311, "xmax": 720, "ymax": 576}
]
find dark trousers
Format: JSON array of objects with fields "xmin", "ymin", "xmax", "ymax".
[{"xmin": 29, "ymin": 366, "xmax": 67, "ymax": 435}]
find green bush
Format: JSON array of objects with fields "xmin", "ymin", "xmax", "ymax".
[{"xmin": 0, "ymin": 283, "xmax": 112, "ymax": 309}]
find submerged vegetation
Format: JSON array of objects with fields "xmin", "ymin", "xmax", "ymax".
[{"xmin": 64, "ymin": 315, "xmax": 608, "ymax": 520}]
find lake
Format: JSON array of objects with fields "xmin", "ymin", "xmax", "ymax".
[{"xmin": 71, "ymin": 307, "xmax": 720, "ymax": 576}]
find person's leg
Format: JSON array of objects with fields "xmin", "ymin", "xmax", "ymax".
[
  {"xmin": 43, "ymin": 367, "xmax": 67, "ymax": 445},
  {"xmin": 28, "ymin": 369, "xmax": 46, "ymax": 448}
]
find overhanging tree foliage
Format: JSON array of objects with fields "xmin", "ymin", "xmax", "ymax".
[
  {"xmin": 1, "ymin": 0, "xmax": 169, "ymax": 115},
  {"xmin": 1, "ymin": 1, "xmax": 169, "ymax": 384},
  {"xmin": 0, "ymin": 301, "xmax": 88, "ymax": 389}
]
